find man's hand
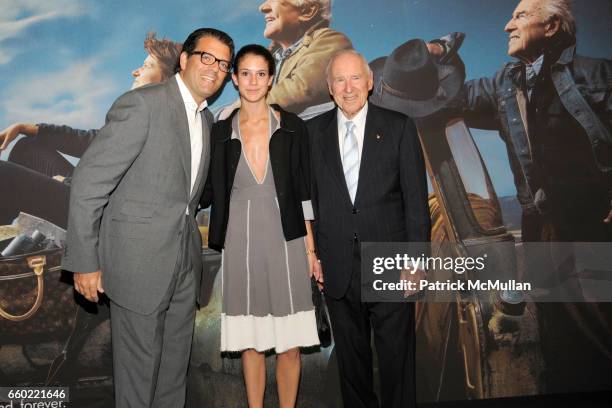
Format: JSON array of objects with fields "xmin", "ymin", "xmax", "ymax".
[
  {"xmin": 400, "ymin": 267, "xmax": 427, "ymax": 298},
  {"xmin": 308, "ymin": 254, "xmax": 324, "ymax": 291},
  {"xmin": 604, "ymin": 208, "xmax": 612, "ymax": 224},
  {"xmin": 426, "ymin": 42, "xmax": 445, "ymax": 58},
  {"xmin": 74, "ymin": 270, "xmax": 104, "ymax": 302},
  {"xmin": 0, "ymin": 123, "xmax": 39, "ymax": 150}
]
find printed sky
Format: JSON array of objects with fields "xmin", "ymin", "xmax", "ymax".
[{"xmin": 1, "ymin": 0, "xmax": 610, "ymax": 195}]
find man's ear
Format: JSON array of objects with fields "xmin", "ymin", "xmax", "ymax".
[
  {"xmin": 179, "ymin": 51, "xmax": 189, "ymax": 71},
  {"xmin": 298, "ymin": 3, "xmax": 320, "ymax": 23},
  {"xmin": 544, "ymin": 17, "xmax": 561, "ymax": 38}
]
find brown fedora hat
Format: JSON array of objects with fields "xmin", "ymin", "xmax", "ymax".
[{"xmin": 370, "ymin": 38, "xmax": 465, "ymax": 118}]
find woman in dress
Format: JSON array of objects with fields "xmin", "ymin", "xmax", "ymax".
[{"xmin": 205, "ymin": 44, "xmax": 322, "ymax": 407}]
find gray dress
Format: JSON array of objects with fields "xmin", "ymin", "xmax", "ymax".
[{"xmin": 220, "ymin": 109, "xmax": 319, "ymax": 353}]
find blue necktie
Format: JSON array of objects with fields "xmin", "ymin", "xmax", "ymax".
[{"xmin": 342, "ymin": 121, "xmax": 359, "ymax": 203}]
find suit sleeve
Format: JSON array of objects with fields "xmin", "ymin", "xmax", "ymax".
[
  {"xmin": 399, "ymin": 116, "xmax": 431, "ymax": 242},
  {"xmin": 36, "ymin": 124, "xmax": 99, "ymax": 158},
  {"xmin": 62, "ymin": 91, "xmax": 150, "ymax": 273},
  {"xmin": 292, "ymin": 118, "xmax": 314, "ymax": 220},
  {"xmin": 306, "ymin": 120, "xmax": 319, "ymax": 223}
]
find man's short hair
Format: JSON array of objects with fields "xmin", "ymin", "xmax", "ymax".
[
  {"xmin": 175, "ymin": 28, "xmax": 235, "ymax": 73},
  {"xmin": 292, "ymin": 0, "xmax": 332, "ymax": 23},
  {"xmin": 540, "ymin": 0, "xmax": 576, "ymax": 46},
  {"xmin": 325, "ymin": 49, "xmax": 371, "ymax": 84},
  {"xmin": 144, "ymin": 32, "xmax": 182, "ymax": 80}
]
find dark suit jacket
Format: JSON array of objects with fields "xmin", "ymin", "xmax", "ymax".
[
  {"xmin": 62, "ymin": 77, "xmax": 213, "ymax": 314},
  {"xmin": 307, "ymin": 103, "xmax": 431, "ymax": 299},
  {"xmin": 202, "ymin": 105, "xmax": 311, "ymax": 251}
]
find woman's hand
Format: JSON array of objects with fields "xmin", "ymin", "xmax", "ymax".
[{"xmin": 308, "ymin": 253, "xmax": 324, "ymax": 290}]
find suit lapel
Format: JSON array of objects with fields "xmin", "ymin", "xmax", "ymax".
[
  {"xmin": 319, "ymin": 109, "xmax": 352, "ymax": 207},
  {"xmin": 167, "ymin": 77, "xmax": 191, "ymax": 197},
  {"xmin": 354, "ymin": 104, "xmax": 385, "ymax": 206}
]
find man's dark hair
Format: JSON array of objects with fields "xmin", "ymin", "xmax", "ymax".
[
  {"xmin": 175, "ymin": 28, "xmax": 234, "ymax": 73},
  {"xmin": 233, "ymin": 44, "xmax": 276, "ymax": 76}
]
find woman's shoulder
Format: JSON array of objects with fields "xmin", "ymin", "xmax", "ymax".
[
  {"xmin": 271, "ymin": 104, "xmax": 306, "ymax": 132},
  {"xmin": 212, "ymin": 108, "xmax": 239, "ymax": 138}
]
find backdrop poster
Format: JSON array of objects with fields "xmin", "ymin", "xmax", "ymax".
[{"xmin": 1, "ymin": 1, "xmax": 611, "ymax": 406}]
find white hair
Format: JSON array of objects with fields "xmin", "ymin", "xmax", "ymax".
[
  {"xmin": 325, "ymin": 49, "xmax": 372, "ymax": 84},
  {"xmin": 292, "ymin": 0, "xmax": 332, "ymax": 22},
  {"xmin": 539, "ymin": 0, "xmax": 576, "ymax": 44}
]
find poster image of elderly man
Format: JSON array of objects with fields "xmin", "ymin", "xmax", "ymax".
[
  {"xmin": 260, "ymin": 0, "xmax": 353, "ymax": 118},
  {"xmin": 371, "ymin": 0, "xmax": 612, "ymax": 396}
]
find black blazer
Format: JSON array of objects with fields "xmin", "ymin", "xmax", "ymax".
[
  {"xmin": 202, "ymin": 105, "xmax": 311, "ymax": 252},
  {"xmin": 307, "ymin": 103, "xmax": 431, "ymax": 299}
]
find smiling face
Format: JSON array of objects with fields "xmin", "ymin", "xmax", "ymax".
[
  {"xmin": 259, "ymin": 0, "xmax": 304, "ymax": 47},
  {"xmin": 328, "ymin": 52, "xmax": 373, "ymax": 119},
  {"xmin": 131, "ymin": 54, "xmax": 164, "ymax": 90},
  {"xmin": 178, "ymin": 36, "xmax": 231, "ymax": 104},
  {"xmin": 232, "ymin": 53, "xmax": 274, "ymax": 103},
  {"xmin": 504, "ymin": 0, "xmax": 559, "ymax": 63}
]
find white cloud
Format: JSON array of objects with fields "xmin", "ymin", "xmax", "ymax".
[
  {"xmin": 0, "ymin": 0, "xmax": 90, "ymax": 64},
  {"xmin": 1, "ymin": 59, "xmax": 118, "ymax": 128},
  {"xmin": 1, "ymin": 0, "xmax": 84, "ymax": 20}
]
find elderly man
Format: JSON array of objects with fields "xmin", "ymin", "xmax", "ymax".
[
  {"xmin": 61, "ymin": 28, "xmax": 233, "ymax": 407},
  {"xmin": 427, "ymin": 0, "xmax": 612, "ymax": 393},
  {"xmin": 0, "ymin": 33, "xmax": 181, "ymax": 228},
  {"xmin": 308, "ymin": 49, "xmax": 430, "ymax": 407},
  {"xmin": 260, "ymin": 0, "xmax": 352, "ymax": 117}
]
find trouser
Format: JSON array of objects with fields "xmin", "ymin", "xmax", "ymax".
[
  {"xmin": 109, "ymin": 222, "xmax": 196, "ymax": 408},
  {"xmin": 325, "ymin": 245, "xmax": 416, "ymax": 408},
  {"xmin": 0, "ymin": 160, "xmax": 70, "ymax": 227},
  {"xmin": 9, "ymin": 137, "xmax": 74, "ymax": 178},
  {"xmin": 522, "ymin": 212, "xmax": 612, "ymax": 393}
]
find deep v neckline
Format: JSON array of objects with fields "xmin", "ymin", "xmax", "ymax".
[{"xmin": 237, "ymin": 109, "xmax": 274, "ymax": 185}]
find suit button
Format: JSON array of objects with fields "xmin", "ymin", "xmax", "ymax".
[
  {"xmin": 352, "ymin": 208, "xmax": 358, "ymax": 214},
  {"xmin": 353, "ymin": 233, "xmax": 358, "ymax": 242}
]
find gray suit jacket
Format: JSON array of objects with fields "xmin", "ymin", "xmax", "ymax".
[{"xmin": 61, "ymin": 77, "xmax": 213, "ymax": 314}]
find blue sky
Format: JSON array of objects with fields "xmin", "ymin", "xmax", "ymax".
[{"xmin": 1, "ymin": 0, "xmax": 611, "ymax": 196}]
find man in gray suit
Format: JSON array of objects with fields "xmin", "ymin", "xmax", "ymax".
[{"xmin": 61, "ymin": 28, "xmax": 234, "ymax": 407}]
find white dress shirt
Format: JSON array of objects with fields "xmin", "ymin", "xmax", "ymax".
[
  {"xmin": 337, "ymin": 102, "xmax": 368, "ymax": 164},
  {"xmin": 176, "ymin": 73, "xmax": 207, "ymax": 213}
]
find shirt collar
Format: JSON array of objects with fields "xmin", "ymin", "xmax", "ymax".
[
  {"xmin": 273, "ymin": 38, "xmax": 303, "ymax": 64},
  {"xmin": 175, "ymin": 73, "xmax": 208, "ymax": 113},
  {"xmin": 337, "ymin": 102, "xmax": 368, "ymax": 131},
  {"xmin": 526, "ymin": 54, "xmax": 544, "ymax": 77}
]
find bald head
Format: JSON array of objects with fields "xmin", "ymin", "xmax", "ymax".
[{"xmin": 326, "ymin": 49, "xmax": 373, "ymax": 119}]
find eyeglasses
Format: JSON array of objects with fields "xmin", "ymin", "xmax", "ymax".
[{"xmin": 190, "ymin": 51, "xmax": 232, "ymax": 73}]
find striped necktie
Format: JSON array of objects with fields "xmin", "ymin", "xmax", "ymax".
[{"xmin": 342, "ymin": 121, "xmax": 359, "ymax": 203}]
